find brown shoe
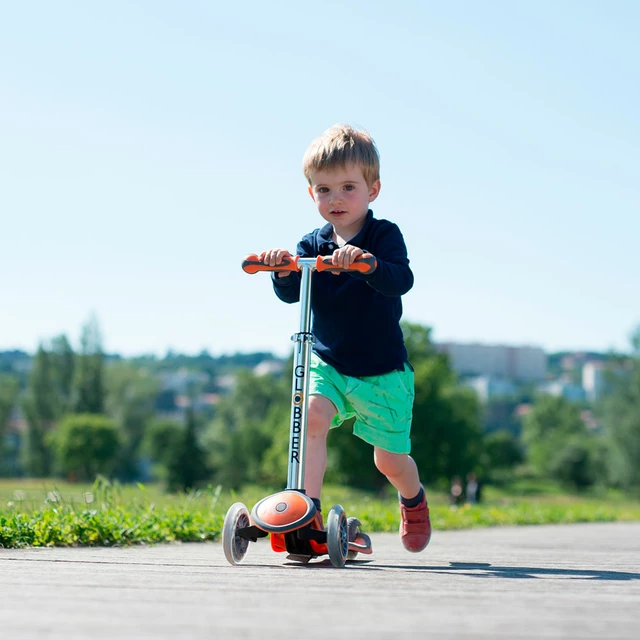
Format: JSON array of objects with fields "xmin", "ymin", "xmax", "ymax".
[{"xmin": 399, "ymin": 490, "xmax": 431, "ymax": 553}]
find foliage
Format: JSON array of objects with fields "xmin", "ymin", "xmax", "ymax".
[
  {"xmin": 0, "ymin": 376, "xmax": 20, "ymax": 475},
  {"xmin": 50, "ymin": 334, "xmax": 75, "ymax": 415},
  {"xmin": 598, "ymin": 326, "xmax": 640, "ymax": 488},
  {"xmin": 49, "ymin": 414, "xmax": 122, "ymax": 481},
  {"xmin": 482, "ymin": 430, "xmax": 524, "ymax": 473},
  {"xmin": 205, "ymin": 370, "xmax": 289, "ymax": 488},
  {"xmin": 0, "ymin": 350, "xmax": 30, "ymax": 387},
  {"xmin": 143, "ymin": 418, "xmax": 183, "ymax": 468},
  {"xmin": 403, "ymin": 323, "xmax": 483, "ymax": 486},
  {"xmin": 0, "ymin": 376, "xmax": 19, "ymax": 433},
  {"xmin": 483, "ymin": 398, "xmax": 522, "ymax": 435},
  {"xmin": 73, "ymin": 315, "xmax": 105, "ymax": 414},
  {"xmin": 0, "ymin": 479, "xmax": 639, "ymax": 549},
  {"xmin": 22, "ymin": 345, "xmax": 58, "ymax": 476},
  {"xmin": 0, "ymin": 478, "xmax": 223, "ymax": 548},
  {"xmin": 522, "ymin": 395, "xmax": 598, "ymax": 489},
  {"xmin": 166, "ymin": 407, "xmax": 210, "ymax": 492},
  {"xmin": 105, "ymin": 362, "xmax": 159, "ymax": 480},
  {"xmin": 257, "ymin": 400, "xmax": 293, "ymax": 486}
]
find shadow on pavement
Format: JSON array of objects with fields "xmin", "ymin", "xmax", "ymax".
[{"xmin": 358, "ymin": 561, "xmax": 640, "ymax": 581}]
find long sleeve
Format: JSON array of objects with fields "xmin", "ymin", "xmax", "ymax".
[
  {"xmin": 271, "ymin": 233, "xmax": 316, "ymax": 303},
  {"xmin": 350, "ymin": 222, "xmax": 414, "ymax": 297},
  {"xmin": 272, "ymin": 269, "xmax": 301, "ymax": 303}
]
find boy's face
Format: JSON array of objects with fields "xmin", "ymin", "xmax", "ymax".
[{"xmin": 308, "ymin": 164, "xmax": 380, "ymax": 238}]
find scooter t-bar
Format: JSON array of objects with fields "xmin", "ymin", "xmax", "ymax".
[{"xmin": 241, "ymin": 253, "xmax": 377, "ymax": 490}]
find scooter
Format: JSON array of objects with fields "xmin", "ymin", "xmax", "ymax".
[{"xmin": 222, "ymin": 252, "xmax": 377, "ymax": 568}]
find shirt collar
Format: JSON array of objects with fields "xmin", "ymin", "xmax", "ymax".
[{"xmin": 317, "ymin": 209, "xmax": 374, "ymax": 254}]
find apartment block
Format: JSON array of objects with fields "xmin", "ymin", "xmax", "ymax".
[{"xmin": 436, "ymin": 342, "xmax": 546, "ymax": 381}]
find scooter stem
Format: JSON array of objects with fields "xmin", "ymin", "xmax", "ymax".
[
  {"xmin": 241, "ymin": 252, "xmax": 376, "ymax": 493},
  {"xmin": 287, "ymin": 258, "xmax": 316, "ymax": 490}
]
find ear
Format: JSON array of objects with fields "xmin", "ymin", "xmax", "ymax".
[
  {"xmin": 368, "ymin": 180, "xmax": 381, "ymax": 203},
  {"xmin": 308, "ymin": 186, "xmax": 316, "ymax": 201}
]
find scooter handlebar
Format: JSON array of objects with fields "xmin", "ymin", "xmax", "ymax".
[
  {"xmin": 315, "ymin": 253, "xmax": 377, "ymax": 275},
  {"xmin": 242, "ymin": 254, "xmax": 300, "ymax": 274},
  {"xmin": 241, "ymin": 253, "xmax": 377, "ymax": 275}
]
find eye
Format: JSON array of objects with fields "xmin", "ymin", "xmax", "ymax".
[
  {"xmin": 344, "ymin": 184, "xmax": 355, "ymax": 191},
  {"xmin": 317, "ymin": 187, "xmax": 329, "ymax": 193}
]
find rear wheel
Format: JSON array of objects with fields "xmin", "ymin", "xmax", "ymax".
[
  {"xmin": 222, "ymin": 502, "xmax": 251, "ymax": 565},
  {"xmin": 327, "ymin": 505, "xmax": 348, "ymax": 568},
  {"xmin": 347, "ymin": 517, "xmax": 361, "ymax": 561}
]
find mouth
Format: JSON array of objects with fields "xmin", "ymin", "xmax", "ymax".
[{"xmin": 330, "ymin": 210, "xmax": 347, "ymax": 215}]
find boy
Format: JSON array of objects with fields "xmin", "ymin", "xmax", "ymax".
[{"xmin": 259, "ymin": 124, "xmax": 430, "ymax": 552}]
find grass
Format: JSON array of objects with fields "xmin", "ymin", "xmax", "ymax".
[{"xmin": 0, "ymin": 477, "xmax": 638, "ymax": 549}]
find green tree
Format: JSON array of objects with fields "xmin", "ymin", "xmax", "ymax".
[
  {"xmin": 50, "ymin": 334, "xmax": 75, "ymax": 415},
  {"xmin": 404, "ymin": 323, "xmax": 482, "ymax": 486},
  {"xmin": 206, "ymin": 370, "xmax": 289, "ymax": 488},
  {"xmin": 143, "ymin": 418, "xmax": 183, "ymax": 473},
  {"xmin": 410, "ymin": 356, "xmax": 482, "ymax": 485},
  {"xmin": 49, "ymin": 414, "xmax": 122, "ymax": 481},
  {"xmin": 522, "ymin": 395, "xmax": 598, "ymax": 489},
  {"xmin": 22, "ymin": 345, "xmax": 58, "ymax": 476},
  {"xmin": 0, "ymin": 375, "xmax": 20, "ymax": 475},
  {"xmin": 167, "ymin": 407, "xmax": 210, "ymax": 491},
  {"xmin": 482, "ymin": 430, "xmax": 524, "ymax": 475},
  {"xmin": 105, "ymin": 362, "xmax": 159, "ymax": 480},
  {"xmin": 599, "ymin": 327, "xmax": 640, "ymax": 488},
  {"xmin": 73, "ymin": 315, "xmax": 105, "ymax": 414},
  {"xmin": 258, "ymin": 401, "xmax": 294, "ymax": 486}
]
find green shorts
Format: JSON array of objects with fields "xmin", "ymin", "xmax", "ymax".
[{"xmin": 308, "ymin": 353, "xmax": 415, "ymax": 454}]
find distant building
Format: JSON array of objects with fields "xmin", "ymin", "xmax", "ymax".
[
  {"xmin": 537, "ymin": 379, "xmax": 586, "ymax": 403},
  {"xmin": 580, "ymin": 409, "xmax": 599, "ymax": 431},
  {"xmin": 464, "ymin": 376, "xmax": 517, "ymax": 402},
  {"xmin": 253, "ymin": 360, "xmax": 286, "ymax": 376},
  {"xmin": 436, "ymin": 342, "xmax": 546, "ymax": 381},
  {"xmin": 175, "ymin": 393, "xmax": 220, "ymax": 411},
  {"xmin": 159, "ymin": 369, "xmax": 208, "ymax": 394},
  {"xmin": 215, "ymin": 374, "xmax": 236, "ymax": 391},
  {"xmin": 582, "ymin": 361, "xmax": 609, "ymax": 401}
]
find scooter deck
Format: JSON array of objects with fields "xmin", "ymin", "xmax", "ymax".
[{"xmin": 270, "ymin": 512, "xmax": 373, "ymax": 560}]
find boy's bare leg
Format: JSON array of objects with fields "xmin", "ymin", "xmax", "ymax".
[
  {"xmin": 376, "ymin": 447, "xmax": 431, "ymax": 552},
  {"xmin": 303, "ymin": 395, "xmax": 336, "ymax": 500},
  {"xmin": 373, "ymin": 447, "xmax": 421, "ymax": 499}
]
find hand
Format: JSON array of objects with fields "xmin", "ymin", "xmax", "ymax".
[
  {"xmin": 331, "ymin": 245, "xmax": 364, "ymax": 271},
  {"xmin": 259, "ymin": 248, "xmax": 293, "ymax": 278}
]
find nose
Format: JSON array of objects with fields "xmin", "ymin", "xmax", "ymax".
[{"xmin": 329, "ymin": 190, "xmax": 342, "ymax": 205}]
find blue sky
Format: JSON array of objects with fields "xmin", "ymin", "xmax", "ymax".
[{"xmin": 1, "ymin": 1, "xmax": 638, "ymax": 358}]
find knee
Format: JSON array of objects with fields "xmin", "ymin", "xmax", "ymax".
[
  {"xmin": 306, "ymin": 396, "xmax": 335, "ymax": 438},
  {"xmin": 374, "ymin": 448, "xmax": 406, "ymax": 478}
]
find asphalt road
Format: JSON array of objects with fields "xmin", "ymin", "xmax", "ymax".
[{"xmin": 1, "ymin": 522, "xmax": 639, "ymax": 639}]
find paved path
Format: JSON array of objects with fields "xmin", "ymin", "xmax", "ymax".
[{"xmin": 1, "ymin": 522, "xmax": 639, "ymax": 639}]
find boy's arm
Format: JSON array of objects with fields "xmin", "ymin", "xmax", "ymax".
[
  {"xmin": 271, "ymin": 234, "xmax": 315, "ymax": 304},
  {"xmin": 350, "ymin": 223, "xmax": 414, "ymax": 296}
]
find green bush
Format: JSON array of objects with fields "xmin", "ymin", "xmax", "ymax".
[{"xmin": 49, "ymin": 414, "xmax": 122, "ymax": 481}]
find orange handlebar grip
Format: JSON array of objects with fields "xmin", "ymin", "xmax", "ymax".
[
  {"xmin": 242, "ymin": 254, "xmax": 300, "ymax": 274},
  {"xmin": 315, "ymin": 253, "xmax": 377, "ymax": 275}
]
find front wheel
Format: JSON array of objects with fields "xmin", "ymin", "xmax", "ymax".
[
  {"xmin": 222, "ymin": 502, "xmax": 251, "ymax": 565},
  {"xmin": 327, "ymin": 505, "xmax": 348, "ymax": 568}
]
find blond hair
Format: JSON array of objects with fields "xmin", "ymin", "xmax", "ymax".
[{"xmin": 302, "ymin": 124, "xmax": 380, "ymax": 187}]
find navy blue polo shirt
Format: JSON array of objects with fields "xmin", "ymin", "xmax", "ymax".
[{"xmin": 272, "ymin": 210, "xmax": 413, "ymax": 377}]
